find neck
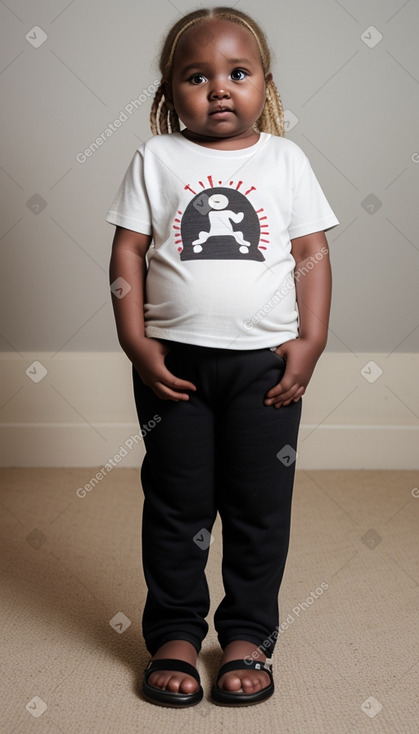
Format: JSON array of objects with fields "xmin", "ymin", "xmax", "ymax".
[{"xmin": 180, "ymin": 128, "xmax": 260, "ymax": 150}]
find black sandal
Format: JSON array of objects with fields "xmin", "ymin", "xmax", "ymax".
[
  {"xmin": 211, "ymin": 658, "xmax": 274, "ymax": 706},
  {"xmin": 142, "ymin": 658, "xmax": 203, "ymax": 707}
]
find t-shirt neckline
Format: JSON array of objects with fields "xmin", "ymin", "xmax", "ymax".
[{"xmin": 174, "ymin": 131, "xmax": 270, "ymax": 157}]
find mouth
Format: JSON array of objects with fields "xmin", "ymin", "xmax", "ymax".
[{"xmin": 209, "ymin": 107, "xmax": 234, "ymax": 116}]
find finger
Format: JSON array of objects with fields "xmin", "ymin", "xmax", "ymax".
[
  {"xmin": 265, "ymin": 374, "xmax": 292, "ymax": 398},
  {"xmin": 273, "ymin": 386, "xmax": 305, "ymax": 408},
  {"xmin": 265, "ymin": 383, "xmax": 286, "ymax": 399},
  {"xmin": 264, "ymin": 381, "xmax": 298, "ymax": 404},
  {"xmin": 153, "ymin": 382, "xmax": 193, "ymax": 401},
  {"xmin": 161, "ymin": 366, "xmax": 197, "ymax": 392},
  {"xmin": 265, "ymin": 386, "xmax": 301, "ymax": 406}
]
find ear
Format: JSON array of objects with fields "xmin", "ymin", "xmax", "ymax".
[
  {"xmin": 163, "ymin": 81, "xmax": 175, "ymax": 110},
  {"xmin": 265, "ymin": 72, "xmax": 273, "ymax": 86}
]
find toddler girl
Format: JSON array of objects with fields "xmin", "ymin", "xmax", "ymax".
[{"xmin": 106, "ymin": 5, "xmax": 338, "ymax": 707}]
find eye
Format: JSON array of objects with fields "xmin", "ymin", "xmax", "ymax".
[
  {"xmin": 188, "ymin": 73, "xmax": 207, "ymax": 85},
  {"xmin": 231, "ymin": 69, "xmax": 247, "ymax": 81}
]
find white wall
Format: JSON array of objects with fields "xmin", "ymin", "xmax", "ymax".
[
  {"xmin": 1, "ymin": 352, "xmax": 418, "ymax": 469},
  {"xmin": 0, "ymin": 0, "xmax": 418, "ymax": 467}
]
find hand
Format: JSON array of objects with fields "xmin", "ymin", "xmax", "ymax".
[
  {"xmin": 264, "ymin": 338, "xmax": 323, "ymax": 408},
  {"xmin": 131, "ymin": 338, "xmax": 197, "ymax": 401}
]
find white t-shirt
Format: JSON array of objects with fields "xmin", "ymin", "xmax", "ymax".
[{"xmin": 105, "ymin": 131, "xmax": 339, "ymax": 349}]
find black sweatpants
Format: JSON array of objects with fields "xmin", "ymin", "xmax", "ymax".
[{"xmin": 132, "ymin": 341, "xmax": 302, "ymax": 657}]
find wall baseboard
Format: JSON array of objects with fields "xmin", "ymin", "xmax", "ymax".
[{"xmin": 1, "ymin": 352, "xmax": 418, "ymax": 469}]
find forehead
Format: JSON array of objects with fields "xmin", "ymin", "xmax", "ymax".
[{"xmin": 173, "ymin": 18, "xmax": 262, "ymax": 67}]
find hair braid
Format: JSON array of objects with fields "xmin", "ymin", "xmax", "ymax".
[
  {"xmin": 149, "ymin": 7, "xmax": 286, "ymax": 138},
  {"xmin": 255, "ymin": 79, "xmax": 285, "ymax": 136},
  {"xmin": 150, "ymin": 83, "xmax": 181, "ymax": 135}
]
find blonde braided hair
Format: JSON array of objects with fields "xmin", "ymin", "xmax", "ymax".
[{"xmin": 150, "ymin": 6, "xmax": 285, "ymax": 137}]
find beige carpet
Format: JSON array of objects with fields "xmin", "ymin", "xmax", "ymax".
[{"xmin": 1, "ymin": 468, "xmax": 418, "ymax": 733}]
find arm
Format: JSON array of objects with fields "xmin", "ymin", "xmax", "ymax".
[
  {"xmin": 109, "ymin": 226, "xmax": 196, "ymax": 401},
  {"xmin": 264, "ymin": 230, "xmax": 332, "ymax": 408}
]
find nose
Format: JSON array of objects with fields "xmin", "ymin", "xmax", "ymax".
[{"xmin": 209, "ymin": 85, "xmax": 230, "ymax": 100}]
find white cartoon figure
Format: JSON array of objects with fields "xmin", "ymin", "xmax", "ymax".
[{"xmin": 192, "ymin": 193, "xmax": 250, "ymax": 254}]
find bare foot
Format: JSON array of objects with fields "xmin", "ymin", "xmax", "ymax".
[
  {"xmin": 217, "ymin": 640, "xmax": 271, "ymax": 693},
  {"xmin": 147, "ymin": 640, "xmax": 199, "ymax": 694}
]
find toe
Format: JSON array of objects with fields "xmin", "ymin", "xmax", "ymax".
[
  {"xmin": 219, "ymin": 670, "xmax": 271, "ymax": 693},
  {"xmin": 241, "ymin": 675, "xmax": 258, "ymax": 693},
  {"xmin": 179, "ymin": 676, "xmax": 199, "ymax": 694},
  {"xmin": 166, "ymin": 674, "xmax": 198, "ymax": 694},
  {"xmin": 218, "ymin": 673, "xmax": 243, "ymax": 692},
  {"xmin": 242, "ymin": 673, "xmax": 268, "ymax": 692},
  {"xmin": 150, "ymin": 672, "xmax": 198, "ymax": 694},
  {"xmin": 166, "ymin": 675, "xmax": 182, "ymax": 693},
  {"xmin": 148, "ymin": 672, "xmax": 165, "ymax": 690}
]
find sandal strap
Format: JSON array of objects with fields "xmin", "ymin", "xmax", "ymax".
[
  {"xmin": 144, "ymin": 658, "xmax": 201, "ymax": 684},
  {"xmin": 216, "ymin": 658, "xmax": 273, "ymax": 682}
]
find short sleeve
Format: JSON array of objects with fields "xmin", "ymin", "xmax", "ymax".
[
  {"xmin": 105, "ymin": 148, "xmax": 152, "ymax": 235},
  {"xmin": 288, "ymin": 156, "xmax": 339, "ymax": 239}
]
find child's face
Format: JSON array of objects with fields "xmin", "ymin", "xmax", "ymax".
[{"xmin": 168, "ymin": 19, "xmax": 271, "ymax": 143}]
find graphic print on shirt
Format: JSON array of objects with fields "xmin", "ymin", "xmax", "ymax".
[{"xmin": 172, "ymin": 177, "xmax": 269, "ymax": 261}]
